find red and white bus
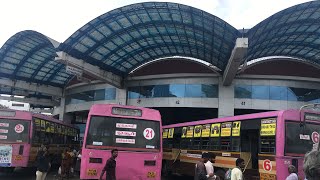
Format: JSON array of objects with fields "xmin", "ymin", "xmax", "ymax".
[
  {"xmin": 81, "ymin": 104, "xmax": 162, "ymax": 180},
  {"xmin": 162, "ymin": 109, "xmax": 320, "ymax": 180},
  {"xmin": 0, "ymin": 110, "xmax": 79, "ymax": 172}
]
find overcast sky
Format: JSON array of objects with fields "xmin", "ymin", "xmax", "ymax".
[{"xmin": 0, "ymin": 0, "xmax": 311, "ymax": 47}]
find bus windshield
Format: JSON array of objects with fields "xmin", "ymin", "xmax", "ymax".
[
  {"xmin": 86, "ymin": 116, "xmax": 160, "ymax": 151},
  {"xmin": 0, "ymin": 119, "xmax": 30, "ymax": 143},
  {"xmin": 285, "ymin": 121, "xmax": 320, "ymax": 155}
]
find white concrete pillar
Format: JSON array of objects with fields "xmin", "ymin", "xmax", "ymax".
[
  {"xmin": 218, "ymin": 78, "xmax": 235, "ymax": 117},
  {"xmin": 117, "ymin": 88, "xmax": 127, "ymax": 105},
  {"xmin": 59, "ymin": 97, "xmax": 66, "ymax": 121}
]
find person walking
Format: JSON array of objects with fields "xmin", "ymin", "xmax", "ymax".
[
  {"xmin": 205, "ymin": 152, "xmax": 217, "ymax": 180},
  {"xmin": 35, "ymin": 146, "xmax": 50, "ymax": 180},
  {"xmin": 231, "ymin": 158, "xmax": 245, "ymax": 180},
  {"xmin": 286, "ymin": 165, "xmax": 298, "ymax": 180},
  {"xmin": 195, "ymin": 152, "xmax": 214, "ymax": 180},
  {"xmin": 99, "ymin": 149, "xmax": 118, "ymax": 180}
]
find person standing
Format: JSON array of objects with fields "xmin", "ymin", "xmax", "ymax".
[
  {"xmin": 195, "ymin": 152, "xmax": 214, "ymax": 180},
  {"xmin": 99, "ymin": 149, "xmax": 118, "ymax": 180},
  {"xmin": 231, "ymin": 158, "xmax": 245, "ymax": 180},
  {"xmin": 303, "ymin": 150, "xmax": 320, "ymax": 180},
  {"xmin": 205, "ymin": 152, "xmax": 217, "ymax": 180},
  {"xmin": 286, "ymin": 165, "xmax": 298, "ymax": 180},
  {"xmin": 35, "ymin": 147, "xmax": 50, "ymax": 180}
]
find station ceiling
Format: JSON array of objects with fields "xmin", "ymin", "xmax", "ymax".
[{"xmin": 0, "ymin": 1, "xmax": 319, "ymax": 103}]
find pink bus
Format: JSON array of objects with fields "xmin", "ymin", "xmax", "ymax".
[
  {"xmin": 162, "ymin": 109, "xmax": 320, "ymax": 180},
  {"xmin": 81, "ymin": 104, "xmax": 162, "ymax": 180},
  {"xmin": 0, "ymin": 109, "xmax": 79, "ymax": 172}
]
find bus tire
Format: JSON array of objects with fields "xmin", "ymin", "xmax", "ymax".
[
  {"xmin": 161, "ymin": 161, "xmax": 171, "ymax": 177},
  {"xmin": 215, "ymin": 169, "xmax": 226, "ymax": 180}
]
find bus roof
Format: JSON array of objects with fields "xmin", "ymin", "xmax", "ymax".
[{"xmin": 163, "ymin": 110, "xmax": 285, "ymax": 128}]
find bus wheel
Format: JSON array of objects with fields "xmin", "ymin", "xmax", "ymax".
[
  {"xmin": 161, "ymin": 161, "xmax": 171, "ymax": 177},
  {"xmin": 215, "ymin": 169, "xmax": 225, "ymax": 180}
]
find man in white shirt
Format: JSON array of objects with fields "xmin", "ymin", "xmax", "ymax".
[
  {"xmin": 205, "ymin": 152, "xmax": 217, "ymax": 180},
  {"xmin": 231, "ymin": 158, "xmax": 245, "ymax": 180}
]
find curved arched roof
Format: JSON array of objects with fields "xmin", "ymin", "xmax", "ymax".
[
  {"xmin": 0, "ymin": 30, "xmax": 73, "ymax": 87},
  {"xmin": 0, "ymin": 1, "xmax": 319, "ymax": 94},
  {"xmin": 59, "ymin": 2, "xmax": 240, "ymax": 76},
  {"xmin": 246, "ymin": 1, "xmax": 320, "ymax": 65}
]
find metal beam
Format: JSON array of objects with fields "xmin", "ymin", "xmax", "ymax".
[
  {"xmin": 0, "ymin": 96, "xmax": 58, "ymax": 107},
  {"xmin": 30, "ymin": 108, "xmax": 53, "ymax": 114},
  {"xmin": 55, "ymin": 51, "xmax": 123, "ymax": 88},
  {"xmin": 223, "ymin": 38, "xmax": 248, "ymax": 86},
  {"xmin": 0, "ymin": 78, "xmax": 63, "ymax": 97}
]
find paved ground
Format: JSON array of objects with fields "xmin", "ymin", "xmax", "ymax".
[{"xmin": 0, "ymin": 167, "xmax": 193, "ymax": 180}]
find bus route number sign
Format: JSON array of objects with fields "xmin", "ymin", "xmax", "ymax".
[
  {"xmin": 143, "ymin": 128, "xmax": 155, "ymax": 140},
  {"xmin": 263, "ymin": 159, "xmax": 272, "ymax": 172},
  {"xmin": 14, "ymin": 124, "xmax": 24, "ymax": 133}
]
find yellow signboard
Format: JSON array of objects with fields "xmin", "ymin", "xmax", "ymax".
[
  {"xmin": 194, "ymin": 125, "xmax": 202, "ymax": 138},
  {"xmin": 221, "ymin": 122, "xmax": 232, "ymax": 137},
  {"xmin": 186, "ymin": 126, "xmax": 194, "ymax": 138},
  {"xmin": 202, "ymin": 124, "xmax": 211, "ymax": 137},
  {"xmin": 168, "ymin": 128, "xmax": 174, "ymax": 138},
  {"xmin": 182, "ymin": 127, "xmax": 187, "ymax": 138},
  {"xmin": 40, "ymin": 120, "xmax": 45, "ymax": 132},
  {"xmin": 232, "ymin": 121, "xmax": 241, "ymax": 136},
  {"xmin": 163, "ymin": 129, "xmax": 168, "ymax": 139},
  {"xmin": 261, "ymin": 118, "xmax": 276, "ymax": 136},
  {"xmin": 45, "ymin": 122, "xmax": 51, "ymax": 132},
  {"xmin": 50, "ymin": 123, "xmax": 55, "ymax": 133},
  {"xmin": 34, "ymin": 119, "xmax": 40, "ymax": 131},
  {"xmin": 210, "ymin": 123, "xmax": 221, "ymax": 137}
]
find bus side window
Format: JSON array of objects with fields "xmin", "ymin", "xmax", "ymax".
[
  {"xmin": 221, "ymin": 137, "xmax": 231, "ymax": 151},
  {"xmin": 180, "ymin": 138, "xmax": 188, "ymax": 149},
  {"xmin": 260, "ymin": 136, "xmax": 275, "ymax": 153},
  {"xmin": 193, "ymin": 137, "xmax": 201, "ymax": 150},
  {"xmin": 173, "ymin": 128, "xmax": 181, "ymax": 148},
  {"xmin": 231, "ymin": 137, "xmax": 240, "ymax": 151},
  {"xmin": 201, "ymin": 137, "xmax": 210, "ymax": 150},
  {"xmin": 209, "ymin": 137, "xmax": 220, "ymax": 151}
]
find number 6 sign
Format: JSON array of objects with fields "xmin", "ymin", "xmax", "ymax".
[
  {"xmin": 263, "ymin": 159, "xmax": 272, "ymax": 172},
  {"xmin": 143, "ymin": 128, "xmax": 155, "ymax": 140}
]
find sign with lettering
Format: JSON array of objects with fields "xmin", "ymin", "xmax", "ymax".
[
  {"xmin": 186, "ymin": 126, "xmax": 194, "ymax": 138},
  {"xmin": 232, "ymin": 121, "xmax": 241, "ymax": 136},
  {"xmin": 221, "ymin": 122, "xmax": 232, "ymax": 137},
  {"xmin": 168, "ymin": 128, "xmax": 174, "ymax": 138},
  {"xmin": 181, "ymin": 127, "xmax": 187, "ymax": 138},
  {"xmin": 116, "ymin": 138, "xmax": 135, "ymax": 144},
  {"xmin": 162, "ymin": 129, "xmax": 168, "ymax": 139},
  {"xmin": 261, "ymin": 118, "xmax": 277, "ymax": 136},
  {"xmin": 201, "ymin": 124, "xmax": 210, "ymax": 137},
  {"xmin": 116, "ymin": 130, "xmax": 136, "ymax": 137},
  {"xmin": 210, "ymin": 123, "xmax": 221, "ymax": 137},
  {"xmin": 116, "ymin": 123, "xmax": 137, "ymax": 129}
]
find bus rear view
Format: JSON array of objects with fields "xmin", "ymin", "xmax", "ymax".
[{"xmin": 81, "ymin": 104, "xmax": 162, "ymax": 180}]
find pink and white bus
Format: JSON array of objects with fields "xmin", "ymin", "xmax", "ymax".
[
  {"xmin": 162, "ymin": 109, "xmax": 320, "ymax": 180},
  {"xmin": 81, "ymin": 104, "xmax": 162, "ymax": 180},
  {"xmin": 0, "ymin": 109, "xmax": 79, "ymax": 172}
]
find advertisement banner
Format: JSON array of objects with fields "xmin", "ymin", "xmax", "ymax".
[
  {"xmin": 210, "ymin": 123, "xmax": 221, "ymax": 137},
  {"xmin": 168, "ymin": 128, "xmax": 174, "ymax": 138},
  {"xmin": 232, "ymin": 121, "xmax": 241, "ymax": 136},
  {"xmin": 201, "ymin": 124, "xmax": 211, "ymax": 137},
  {"xmin": 0, "ymin": 145, "xmax": 12, "ymax": 167},
  {"xmin": 162, "ymin": 129, "xmax": 168, "ymax": 139},
  {"xmin": 221, "ymin": 122, "xmax": 232, "ymax": 137},
  {"xmin": 186, "ymin": 126, "xmax": 194, "ymax": 138},
  {"xmin": 181, "ymin": 127, "xmax": 187, "ymax": 138},
  {"xmin": 194, "ymin": 125, "xmax": 202, "ymax": 138},
  {"xmin": 261, "ymin": 118, "xmax": 277, "ymax": 136}
]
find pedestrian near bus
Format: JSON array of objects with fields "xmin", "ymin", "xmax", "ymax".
[
  {"xmin": 286, "ymin": 165, "xmax": 298, "ymax": 180},
  {"xmin": 231, "ymin": 158, "xmax": 245, "ymax": 180},
  {"xmin": 195, "ymin": 152, "xmax": 214, "ymax": 180},
  {"xmin": 99, "ymin": 149, "xmax": 118, "ymax": 180},
  {"xmin": 35, "ymin": 146, "xmax": 51, "ymax": 180},
  {"xmin": 205, "ymin": 152, "xmax": 218, "ymax": 180}
]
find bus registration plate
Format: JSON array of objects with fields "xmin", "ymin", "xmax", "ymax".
[
  {"xmin": 87, "ymin": 169, "xmax": 97, "ymax": 176},
  {"xmin": 147, "ymin": 171, "xmax": 156, "ymax": 178}
]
